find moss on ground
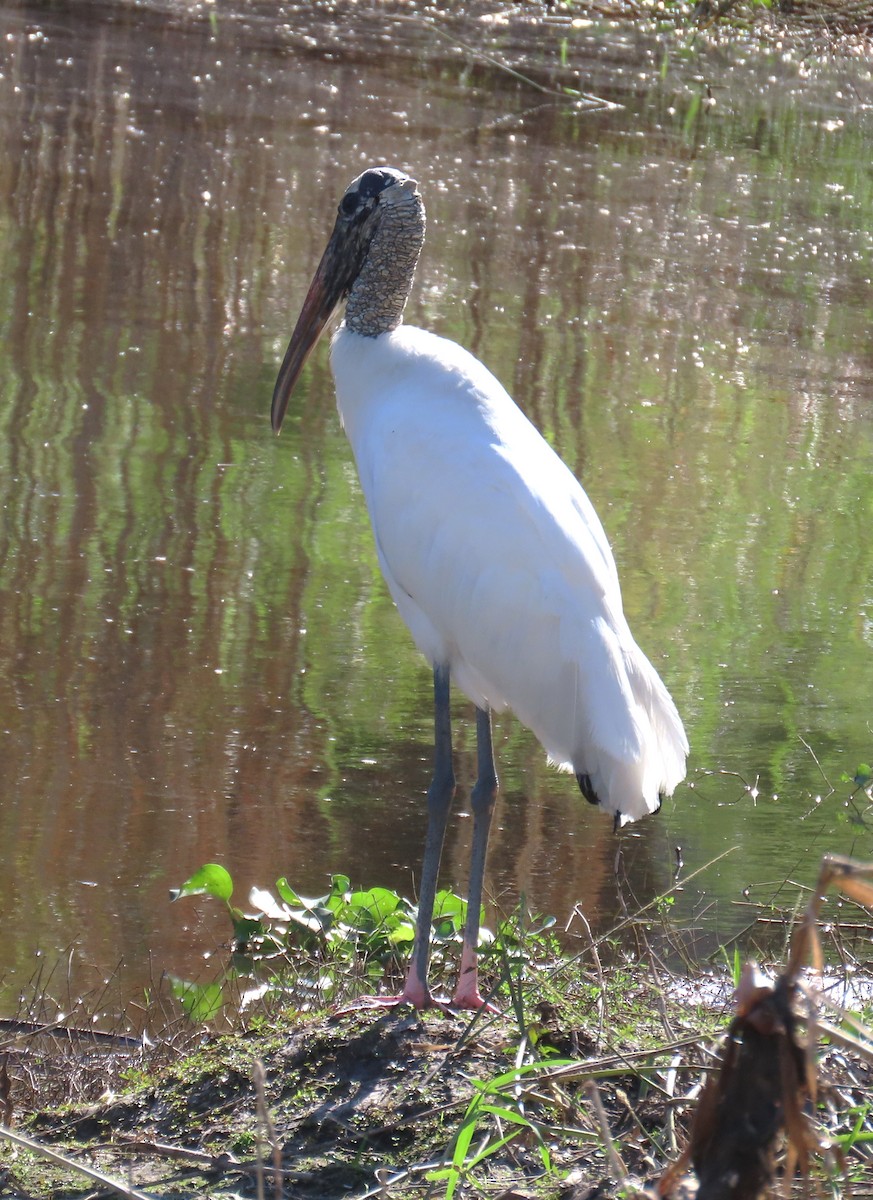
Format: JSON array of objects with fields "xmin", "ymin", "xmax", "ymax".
[
  {"xmin": 0, "ymin": 958, "xmax": 723, "ymax": 1198},
  {"xmin": 1, "ymin": 948, "xmax": 870, "ymax": 1199}
]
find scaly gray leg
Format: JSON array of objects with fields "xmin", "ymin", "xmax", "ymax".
[
  {"xmin": 453, "ymin": 705, "xmax": 498, "ymax": 1009},
  {"xmin": 402, "ymin": 662, "xmax": 455, "ymax": 1006}
]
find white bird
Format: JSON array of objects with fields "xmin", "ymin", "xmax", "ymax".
[{"xmin": 271, "ymin": 166, "xmax": 688, "ymax": 1010}]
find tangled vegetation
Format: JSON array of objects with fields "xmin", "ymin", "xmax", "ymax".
[{"xmin": 1, "ymin": 856, "xmax": 872, "ymax": 1199}]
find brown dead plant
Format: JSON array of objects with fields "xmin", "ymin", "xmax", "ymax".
[{"xmin": 660, "ymin": 853, "xmax": 873, "ymax": 1200}]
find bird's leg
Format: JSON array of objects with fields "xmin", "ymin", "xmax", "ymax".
[
  {"xmin": 453, "ymin": 705, "xmax": 500, "ymax": 1011},
  {"xmin": 400, "ymin": 662, "xmax": 456, "ymax": 1007},
  {"xmin": 335, "ymin": 665, "xmax": 455, "ymax": 1013}
]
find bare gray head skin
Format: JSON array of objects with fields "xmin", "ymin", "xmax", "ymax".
[
  {"xmin": 341, "ymin": 167, "xmax": 426, "ymax": 336},
  {"xmin": 271, "ymin": 166, "xmax": 426, "ymax": 433}
]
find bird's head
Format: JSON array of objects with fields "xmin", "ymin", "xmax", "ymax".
[{"xmin": 271, "ymin": 166, "xmax": 422, "ymax": 434}]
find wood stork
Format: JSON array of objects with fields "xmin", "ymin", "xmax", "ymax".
[{"xmin": 271, "ymin": 166, "xmax": 688, "ymax": 1010}]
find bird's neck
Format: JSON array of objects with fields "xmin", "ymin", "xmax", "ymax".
[{"xmin": 345, "ymin": 190, "xmax": 425, "ymax": 337}]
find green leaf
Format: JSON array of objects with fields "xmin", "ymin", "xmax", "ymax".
[
  {"xmin": 467, "ymin": 1129, "xmax": 521, "ymax": 1169},
  {"xmin": 171, "ymin": 863, "xmax": 234, "ymax": 904},
  {"xmin": 348, "ymin": 887, "xmax": 402, "ymax": 923},
  {"xmin": 434, "ymin": 890, "xmax": 466, "ymax": 919},
  {"xmin": 330, "ymin": 873, "xmax": 351, "ymax": 895},
  {"xmin": 231, "ymin": 915, "xmax": 268, "ymax": 942},
  {"xmin": 274, "ymin": 876, "xmax": 303, "ymax": 907},
  {"xmin": 451, "ymin": 1108, "xmax": 479, "ymax": 1169},
  {"xmin": 287, "ymin": 906, "xmax": 334, "ymax": 935},
  {"xmin": 387, "ymin": 922, "xmax": 416, "ymax": 945},
  {"xmin": 480, "ymin": 1103, "xmax": 530, "ymax": 1125},
  {"xmin": 433, "ymin": 890, "xmax": 474, "ymax": 938},
  {"xmin": 168, "ymin": 975, "xmax": 224, "ymax": 1023}
]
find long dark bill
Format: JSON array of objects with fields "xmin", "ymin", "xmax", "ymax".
[{"xmin": 271, "ymin": 223, "xmax": 359, "ymax": 434}]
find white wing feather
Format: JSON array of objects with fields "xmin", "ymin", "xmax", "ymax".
[{"xmin": 331, "ymin": 324, "xmax": 687, "ymax": 821}]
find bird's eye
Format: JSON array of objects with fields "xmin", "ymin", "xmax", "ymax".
[{"xmin": 340, "ymin": 192, "xmax": 359, "ymax": 217}]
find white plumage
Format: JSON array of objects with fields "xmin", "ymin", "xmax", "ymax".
[
  {"xmin": 332, "ymin": 325, "xmax": 686, "ymax": 817},
  {"xmin": 272, "ymin": 166, "xmax": 688, "ymax": 1010}
]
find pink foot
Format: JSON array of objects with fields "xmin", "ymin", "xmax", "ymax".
[
  {"xmin": 450, "ymin": 984, "xmax": 503, "ymax": 1014},
  {"xmin": 452, "ymin": 946, "xmax": 503, "ymax": 1013},
  {"xmin": 335, "ymin": 991, "xmax": 450, "ymax": 1014},
  {"xmin": 335, "ymin": 967, "xmax": 452, "ymax": 1014},
  {"xmin": 337, "ymin": 989, "xmax": 499, "ymax": 1015}
]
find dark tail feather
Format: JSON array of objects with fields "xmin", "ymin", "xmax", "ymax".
[{"xmin": 576, "ymin": 773, "xmax": 600, "ymax": 806}]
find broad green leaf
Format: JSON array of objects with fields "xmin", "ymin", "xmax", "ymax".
[
  {"xmin": 168, "ymin": 975, "xmax": 224, "ymax": 1023},
  {"xmin": 171, "ymin": 863, "xmax": 234, "ymax": 904},
  {"xmin": 286, "ymin": 906, "xmax": 333, "ymax": 934},
  {"xmin": 351, "ymin": 887, "xmax": 402, "ymax": 920},
  {"xmin": 275, "ymin": 876, "xmax": 303, "ymax": 906},
  {"xmin": 434, "ymin": 891, "xmax": 466, "ymax": 920},
  {"xmin": 387, "ymin": 922, "xmax": 416, "ymax": 945},
  {"xmin": 325, "ymin": 875, "xmax": 352, "ymax": 912}
]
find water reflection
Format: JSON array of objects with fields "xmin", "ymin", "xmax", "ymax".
[{"xmin": 0, "ymin": 3, "xmax": 871, "ymax": 1019}]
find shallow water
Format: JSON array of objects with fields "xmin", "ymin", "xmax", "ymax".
[{"xmin": 0, "ymin": 2, "xmax": 871, "ymax": 1020}]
